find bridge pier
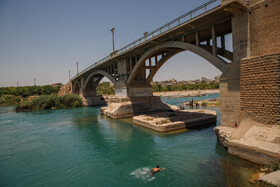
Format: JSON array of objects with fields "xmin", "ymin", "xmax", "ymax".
[
  {"xmin": 219, "ymin": 1, "xmax": 249, "ymax": 127},
  {"xmin": 103, "ymin": 59, "xmax": 178, "ymax": 118},
  {"xmin": 101, "ymin": 96, "xmax": 178, "ymax": 119}
]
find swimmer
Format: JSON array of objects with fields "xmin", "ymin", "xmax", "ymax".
[{"xmin": 149, "ymin": 165, "xmax": 165, "ymax": 176}]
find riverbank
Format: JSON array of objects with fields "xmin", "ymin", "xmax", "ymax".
[
  {"xmin": 153, "ymin": 89, "xmax": 219, "ymax": 98},
  {"xmin": 16, "ymin": 95, "xmax": 83, "ymax": 112},
  {"xmin": 184, "ymin": 98, "xmax": 220, "ymax": 107}
]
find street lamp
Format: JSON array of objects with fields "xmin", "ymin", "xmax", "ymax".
[
  {"xmin": 76, "ymin": 61, "xmax": 79, "ymax": 75},
  {"xmin": 143, "ymin": 32, "xmax": 148, "ymax": 40},
  {"xmin": 111, "ymin": 27, "xmax": 115, "ymax": 52}
]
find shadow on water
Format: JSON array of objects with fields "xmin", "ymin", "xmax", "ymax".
[{"xmin": 214, "ymin": 142, "xmax": 259, "ymax": 187}]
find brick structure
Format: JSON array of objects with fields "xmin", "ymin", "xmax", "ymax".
[
  {"xmin": 249, "ymin": 0, "xmax": 280, "ymax": 57},
  {"xmin": 239, "ymin": 0, "xmax": 280, "ymax": 126},
  {"xmin": 240, "ymin": 53, "xmax": 280, "ymax": 125}
]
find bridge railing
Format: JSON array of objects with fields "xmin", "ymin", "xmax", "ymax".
[
  {"xmin": 118, "ymin": 0, "xmax": 220, "ymax": 54},
  {"xmin": 71, "ymin": 0, "xmax": 220, "ymax": 81}
]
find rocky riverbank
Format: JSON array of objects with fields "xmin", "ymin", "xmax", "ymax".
[
  {"xmin": 215, "ymin": 118, "xmax": 280, "ymax": 167},
  {"xmin": 153, "ymin": 89, "xmax": 219, "ymax": 98},
  {"xmin": 184, "ymin": 98, "xmax": 220, "ymax": 107}
]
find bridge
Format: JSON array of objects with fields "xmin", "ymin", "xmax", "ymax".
[{"xmin": 69, "ymin": 0, "xmax": 279, "ymax": 129}]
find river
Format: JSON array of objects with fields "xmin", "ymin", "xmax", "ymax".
[{"xmin": 0, "ymin": 94, "xmax": 258, "ymax": 186}]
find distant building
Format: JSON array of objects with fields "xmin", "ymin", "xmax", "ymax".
[
  {"xmin": 51, "ymin": 83, "xmax": 63, "ymax": 87},
  {"xmin": 170, "ymin": 78, "xmax": 177, "ymax": 85},
  {"xmin": 201, "ymin": 77, "xmax": 207, "ymax": 82},
  {"xmin": 214, "ymin": 75, "xmax": 221, "ymax": 83}
]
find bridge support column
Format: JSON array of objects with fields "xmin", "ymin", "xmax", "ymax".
[
  {"xmin": 79, "ymin": 78, "xmax": 84, "ymax": 97},
  {"xmin": 220, "ymin": 5, "xmax": 249, "ymax": 127},
  {"xmin": 102, "ymin": 59, "xmax": 178, "ymax": 118},
  {"xmin": 115, "ymin": 59, "xmax": 129, "ymax": 97}
]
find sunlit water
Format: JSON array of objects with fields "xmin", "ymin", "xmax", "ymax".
[{"xmin": 0, "ymin": 94, "xmax": 258, "ymax": 186}]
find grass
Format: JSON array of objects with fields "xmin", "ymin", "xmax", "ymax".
[{"xmin": 16, "ymin": 94, "xmax": 82, "ymax": 112}]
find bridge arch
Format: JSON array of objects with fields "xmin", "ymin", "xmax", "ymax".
[
  {"xmin": 127, "ymin": 41, "xmax": 229, "ymax": 85},
  {"xmin": 83, "ymin": 70, "xmax": 117, "ymax": 91},
  {"xmin": 73, "ymin": 80, "xmax": 82, "ymax": 95}
]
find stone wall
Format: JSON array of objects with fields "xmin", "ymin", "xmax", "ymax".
[
  {"xmin": 240, "ymin": 53, "xmax": 280, "ymax": 125},
  {"xmin": 249, "ymin": 0, "xmax": 280, "ymax": 57},
  {"xmin": 58, "ymin": 82, "xmax": 72, "ymax": 96}
]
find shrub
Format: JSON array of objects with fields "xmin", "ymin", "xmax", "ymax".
[
  {"xmin": 271, "ymin": 161, "xmax": 280, "ymax": 171},
  {"xmin": 16, "ymin": 94, "xmax": 82, "ymax": 112},
  {"xmin": 0, "ymin": 95, "xmax": 21, "ymax": 105}
]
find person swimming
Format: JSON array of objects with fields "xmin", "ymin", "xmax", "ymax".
[{"xmin": 149, "ymin": 165, "xmax": 165, "ymax": 176}]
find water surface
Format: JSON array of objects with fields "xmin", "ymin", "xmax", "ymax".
[{"xmin": 0, "ymin": 95, "xmax": 257, "ymax": 186}]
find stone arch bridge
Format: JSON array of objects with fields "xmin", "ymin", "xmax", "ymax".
[{"xmin": 70, "ymin": 0, "xmax": 280, "ymax": 129}]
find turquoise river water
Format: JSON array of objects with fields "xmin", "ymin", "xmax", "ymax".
[{"xmin": 0, "ymin": 94, "xmax": 258, "ymax": 186}]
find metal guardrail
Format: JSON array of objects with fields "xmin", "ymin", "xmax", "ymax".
[{"xmin": 71, "ymin": 0, "xmax": 220, "ymax": 81}]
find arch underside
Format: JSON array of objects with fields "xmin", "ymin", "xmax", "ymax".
[
  {"xmin": 128, "ymin": 41, "xmax": 230, "ymax": 85},
  {"xmin": 73, "ymin": 80, "xmax": 81, "ymax": 94},
  {"xmin": 83, "ymin": 70, "xmax": 117, "ymax": 91}
]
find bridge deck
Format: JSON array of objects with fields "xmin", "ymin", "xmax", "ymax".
[{"xmin": 71, "ymin": 0, "xmax": 232, "ymax": 81}]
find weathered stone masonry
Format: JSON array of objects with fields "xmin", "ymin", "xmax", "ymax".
[
  {"xmin": 239, "ymin": 0, "xmax": 280, "ymax": 126},
  {"xmin": 248, "ymin": 0, "xmax": 280, "ymax": 57},
  {"xmin": 240, "ymin": 53, "xmax": 280, "ymax": 125}
]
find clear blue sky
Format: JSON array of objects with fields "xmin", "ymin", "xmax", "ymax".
[{"xmin": 0, "ymin": 0, "xmax": 230, "ymax": 87}]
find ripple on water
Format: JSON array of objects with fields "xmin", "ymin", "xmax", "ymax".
[
  {"xmin": 130, "ymin": 167, "xmax": 155, "ymax": 183},
  {"xmin": 0, "ymin": 120, "xmax": 13, "ymax": 125}
]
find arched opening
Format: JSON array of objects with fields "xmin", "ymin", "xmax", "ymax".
[
  {"xmin": 73, "ymin": 81, "xmax": 81, "ymax": 95},
  {"xmin": 82, "ymin": 70, "xmax": 116, "ymax": 106},
  {"xmin": 96, "ymin": 77, "xmax": 115, "ymax": 97},
  {"xmin": 152, "ymin": 51, "xmax": 222, "ymax": 92},
  {"xmin": 127, "ymin": 41, "xmax": 229, "ymax": 86}
]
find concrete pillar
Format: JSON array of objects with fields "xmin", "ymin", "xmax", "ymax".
[
  {"xmin": 195, "ymin": 30, "xmax": 200, "ymax": 46},
  {"xmin": 221, "ymin": 35, "xmax": 225, "ymax": 53},
  {"xmin": 211, "ymin": 25, "xmax": 217, "ymax": 56},
  {"xmin": 220, "ymin": 7, "xmax": 249, "ymax": 127},
  {"xmin": 79, "ymin": 77, "xmax": 84, "ymax": 97},
  {"xmin": 115, "ymin": 58, "xmax": 128, "ymax": 97}
]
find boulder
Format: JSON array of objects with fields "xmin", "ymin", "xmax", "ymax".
[
  {"xmin": 260, "ymin": 170, "xmax": 280, "ymax": 186},
  {"xmin": 214, "ymin": 126, "xmax": 235, "ymax": 148}
]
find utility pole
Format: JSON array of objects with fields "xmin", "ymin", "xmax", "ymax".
[
  {"xmin": 69, "ymin": 70, "xmax": 71, "ymax": 81},
  {"xmin": 34, "ymin": 78, "xmax": 36, "ymax": 86},
  {"xmin": 111, "ymin": 27, "xmax": 115, "ymax": 52},
  {"xmin": 76, "ymin": 62, "xmax": 79, "ymax": 75}
]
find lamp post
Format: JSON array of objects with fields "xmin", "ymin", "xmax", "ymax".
[
  {"xmin": 76, "ymin": 62, "xmax": 79, "ymax": 75},
  {"xmin": 111, "ymin": 27, "xmax": 115, "ymax": 52},
  {"xmin": 144, "ymin": 32, "xmax": 148, "ymax": 40}
]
